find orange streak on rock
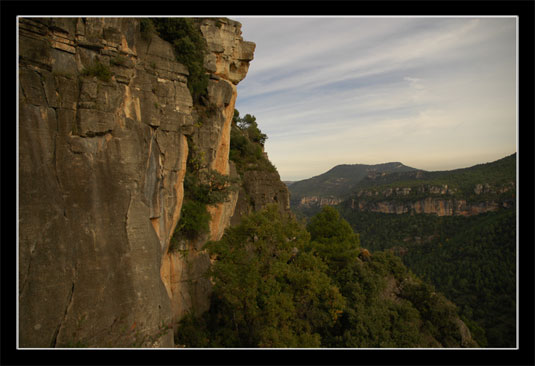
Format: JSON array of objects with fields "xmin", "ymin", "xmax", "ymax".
[
  {"xmin": 207, "ymin": 82, "xmax": 237, "ymax": 241},
  {"xmin": 160, "ymin": 134, "xmax": 188, "ymax": 300}
]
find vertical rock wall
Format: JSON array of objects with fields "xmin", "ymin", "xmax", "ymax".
[
  {"xmin": 18, "ymin": 17, "xmax": 254, "ymax": 347},
  {"xmin": 159, "ymin": 18, "xmax": 255, "ymax": 327}
]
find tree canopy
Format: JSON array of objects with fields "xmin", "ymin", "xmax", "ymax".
[{"xmin": 175, "ymin": 205, "xmax": 475, "ymax": 348}]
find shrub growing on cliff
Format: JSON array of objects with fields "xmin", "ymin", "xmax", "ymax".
[
  {"xmin": 236, "ymin": 113, "xmax": 267, "ymax": 145},
  {"xmin": 169, "ymin": 141, "xmax": 239, "ymax": 248},
  {"xmin": 174, "ymin": 200, "xmax": 211, "ymax": 240},
  {"xmin": 142, "ymin": 18, "xmax": 209, "ymax": 102},
  {"xmin": 81, "ymin": 61, "xmax": 112, "ymax": 82},
  {"xmin": 140, "ymin": 18, "xmax": 155, "ymax": 41},
  {"xmin": 184, "ymin": 169, "xmax": 238, "ymax": 205}
]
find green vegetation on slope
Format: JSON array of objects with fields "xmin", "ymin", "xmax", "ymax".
[
  {"xmin": 140, "ymin": 18, "xmax": 209, "ymax": 102},
  {"xmin": 403, "ymin": 209, "xmax": 516, "ymax": 347},
  {"xmin": 230, "ymin": 110, "xmax": 276, "ymax": 174},
  {"xmin": 177, "ymin": 205, "xmax": 345, "ymax": 347},
  {"xmin": 350, "ymin": 153, "xmax": 516, "ymax": 204},
  {"xmin": 169, "ymin": 140, "xmax": 237, "ymax": 250},
  {"xmin": 289, "ymin": 162, "xmax": 417, "ymax": 203},
  {"xmin": 175, "ymin": 206, "xmax": 476, "ymax": 348},
  {"xmin": 338, "ymin": 207, "xmax": 516, "ymax": 347}
]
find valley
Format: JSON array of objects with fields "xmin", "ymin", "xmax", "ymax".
[{"xmin": 287, "ymin": 154, "xmax": 517, "ymax": 347}]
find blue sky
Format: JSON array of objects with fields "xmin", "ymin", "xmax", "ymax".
[{"xmin": 232, "ymin": 17, "xmax": 517, "ymax": 181}]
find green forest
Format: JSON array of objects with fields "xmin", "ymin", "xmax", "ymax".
[
  {"xmin": 338, "ymin": 207, "xmax": 516, "ymax": 347},
  {"xmin": 175, "ymin": 206, "xmax": 477, "ymax": 348}
]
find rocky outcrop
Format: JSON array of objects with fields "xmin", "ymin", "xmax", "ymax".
[
  {"xmin": 18, "ymin": 17, "xmax": 255, "ymax": 348},
  {"xmin": 230, "ymin": 168, "xmax": 292, "ymax": 226},
  {"xmin": 159, "ymin": 18, "xmax": 255, "ymax": 328},
  {"xmin": 298, "ymin": 195, "xmax": 343, "ymax": 208}
]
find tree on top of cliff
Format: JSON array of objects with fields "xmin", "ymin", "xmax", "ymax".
[
  {"xmin": 233, "ymin": 110, "xmax": 267, "ymax": 146},
  {"xmin": 230, "ymin": 110, "xmax": 274, "ymax": 173}
]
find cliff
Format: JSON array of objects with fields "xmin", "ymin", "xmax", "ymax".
[
  {"xmin": 18, "ymin": 17, "xmax": 285, "ymax": 348},
  {"xmin": 230, "ymin": 151, "xmax": 292, "ymax": 227},
  {"xmin": 348, "ymin": 182, "xmax": 514, "ymax": 216}
]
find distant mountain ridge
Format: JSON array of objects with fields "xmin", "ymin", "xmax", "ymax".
[
  {"xmin": 343, "ymin": 153, "xmax": 516, "ymax": 216},
  {"xmin": 288, "ymin": 154, "xmax": 516, "ymax": 218},
  {"xmin": 288, "ymin": 162, "xmax": 418, "ymax": 216}
]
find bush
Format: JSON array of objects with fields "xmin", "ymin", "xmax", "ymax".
[
  {"xmin": 174, "ymin": 200, "xmax": 211, "ymax": 240},
  {"xmin": 145, "ymin": 18, "xmax": 209, "ymax": 102},
  {"xmin": 110, "ymin": 55, "xmax": 127, "ymax": 67},
  {"xmin": 184, "ymin": 169, "xmax": 238, "ymax": 205},
  {"xmin": 81, "ymin": 61, "xmax": 112, "ymax": 82},
  {"xmin": 140, "ymin": 18, "xmax": 155, "ymax": 41}
]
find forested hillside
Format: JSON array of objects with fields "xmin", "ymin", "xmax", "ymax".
[
  {"xmin": 285, "ymin": 154, "xmax": 517, "ymax": 348},
  {"xmin": 334, "ymin": 154, "xmax": 516, "ymax": 347},
  {"xmin": 349, "ymin": 153, "xmax": 516, "ymax": 205},
  {"xmin": 175, "ymin": 206, "xmax": 477, "ymax": 348},
  {"xmin": 339, "ymin": 208, "xmax": 516, "ymax": 347}
]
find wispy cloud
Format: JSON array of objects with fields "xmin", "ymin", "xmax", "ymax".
[{"xmin": 233, "ymin": 17, "xmax": 517, "ymax": 181}]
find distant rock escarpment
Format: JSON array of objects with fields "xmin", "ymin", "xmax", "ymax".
[
  {"xmin": 347, "ymin": 182, "xmax": 515, "ymax": 216},
  {"xmin": 342, "ymin": 154, "xmax": 516, "ymax": 217},
  {"xmin": 289, "ymin": 154, "xmax": 516, "ymax": 218},
  {"xmin": 18, "ymin": 17, "xmax": 281, "ymax": 348}
]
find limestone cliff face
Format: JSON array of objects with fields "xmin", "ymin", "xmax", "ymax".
[
  {"xmin": 160, "ymin": 18, "xmax": 255, "ymax": 326},
  {"xmin": 18, "ymin": 17, "xmax": 254, "ymax": 348},
  {"xmin": 353, "ymin": 198, "xmax": 508, "ymax": 216},
  {"xmin": 350, "ymin": 183, "xmax": 514, "ymax": 216},
  {"xmin": 299, "ymin": 195, "xmax": 343, "ymax": 208}
]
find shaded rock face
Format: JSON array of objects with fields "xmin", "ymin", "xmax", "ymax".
[
  {"xmin": 18, "ymin": 17, "xmax": 254, "ymax": 348},
  {"xmin": 231, "ymin": 169, "xmax": 292, "ymax": 227}
]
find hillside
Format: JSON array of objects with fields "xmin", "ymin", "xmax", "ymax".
[
  {"xmin": 348, "ymin": 153, "xmax": 516, "ymax": 209},
  {"xmin": 335, "ymin": 154, "xmax": 517, "ymax": 347},
  {"xmin": 285, "ymin": 154, "xmax": 516, "ymax": 347},
  {"xmin": 288, "ymin": 162, "xmax": 417, "ymax": 217},
  {"xmin": 175, "ymin": 205, "xmax": 477, "ymax": 348},
  {"xmin": 291, "ymin": 154, "xmax": 516, "ymax": 218}
]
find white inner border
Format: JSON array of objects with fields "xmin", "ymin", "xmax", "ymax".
[{"xmin": 16, "ymin": 15, "xmax": 519, "ymax": 351}]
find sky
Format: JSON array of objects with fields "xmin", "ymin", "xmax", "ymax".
[{"xmin": 231, "ymin": 16, "xmax": 517, "ymax": 182}]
